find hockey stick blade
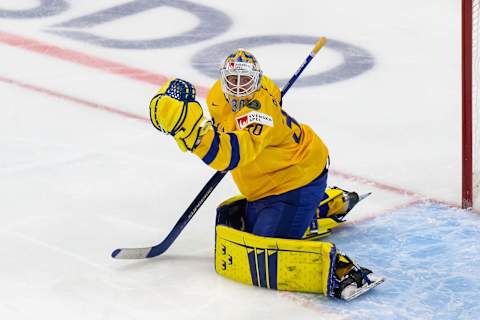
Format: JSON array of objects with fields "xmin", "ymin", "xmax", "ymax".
[
  {"xmin": 111, "ymin": 171, "xmax": 227, "ymax": 259},
  {"xmin": 112, "ymin": 247, "xmax": 152, "ymax": 259}
]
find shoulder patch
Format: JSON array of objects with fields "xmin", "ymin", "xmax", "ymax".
[
  {"xmin": 235, "ymin": 111, "xmax": 274, "ymax": 130},
  {"xmin": 247, "ymin": 99, "xmax": 261, "ymax": 110}
]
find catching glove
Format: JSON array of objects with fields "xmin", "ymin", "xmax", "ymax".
[{"xmin": 149, "ymin": 79, "xmax": 211, "ymax": 152}]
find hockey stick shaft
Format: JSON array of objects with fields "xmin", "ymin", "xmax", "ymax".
[
  {"xmin": 112, "ymin": 171, "xmax": 226, "ymax": 259},
  {"xmin": 281, "ymin": 37, "xmax": 327, "ymax": 96},
  {"xmin": 112, "ymin": 37, "xmax": 327, "ymax": 259}
]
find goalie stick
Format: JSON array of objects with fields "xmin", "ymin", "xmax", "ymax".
[{"xmin": 112, "ymin": 37, "xmax": 328, "ymax": 259}]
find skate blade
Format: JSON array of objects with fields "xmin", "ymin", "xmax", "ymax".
[
  {"xmin": 358, "ymin": 192, "xmax": 372, "ymax": 202},
  {"xmin": 341, "ymin": 276, "xmax": 385, "ymax": 301}
]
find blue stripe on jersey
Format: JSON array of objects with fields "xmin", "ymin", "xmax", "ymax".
[
  {"xmin": 226, "ymin": 132, "xmax": 240, "ymax": 170},
  {"xmin": 202, "ymin": 129, "xmax": 220, "ymax": 165}
]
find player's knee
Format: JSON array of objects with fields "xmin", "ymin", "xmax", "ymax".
[{"xmin": 215, "ymin": 195, "xmax": 247, "ymax": 231}]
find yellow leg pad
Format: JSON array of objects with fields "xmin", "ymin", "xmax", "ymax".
[
  {"xmin": 303, "ymin": 218, "xmax": 340, "ymax": 240},
  {"xmin": 334, "ymin": 254, "xmax": 354, "ymax": 279},
  {"xmin": 215, "ymin": 225, "xmax": 337, "ymax": 296},
  {"xmin": 303, "ymin": 217, "xmax": 342, "ymax": 240},
  {"xmin": 323, "ymin": 188, "xmax": 347, "ymax": 217}
]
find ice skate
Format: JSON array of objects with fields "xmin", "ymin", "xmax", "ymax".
[
  {"xmin": 334, "ymin": 266, "xmax": 385, "ymax": 301},
  {"xmin": 303, "ymin": 188, "xmax": 370, "ymax": 240},
  {"xmin": 326, "ymin": 187, "xmax": 371, "ymax": 222}
]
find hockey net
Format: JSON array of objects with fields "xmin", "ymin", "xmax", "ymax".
[{"xmin": 463, "ymin": 0, "xmax": 480, "ymax": 209}]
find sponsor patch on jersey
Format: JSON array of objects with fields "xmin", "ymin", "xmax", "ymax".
[{"xmin": 235, "ymin": 111, "xmax": 274, "ymax": 130}]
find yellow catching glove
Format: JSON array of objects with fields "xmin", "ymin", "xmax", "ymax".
[{"xmin": 149, "ymin": 79, "xmax": 212, "ymax": 152}]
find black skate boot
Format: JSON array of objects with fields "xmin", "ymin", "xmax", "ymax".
[{"xmin": 334, "ymin": 265, "xmax": 385, "ymax": 301}]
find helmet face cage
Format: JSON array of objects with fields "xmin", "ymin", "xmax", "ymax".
[{"xmin": 220, "ymin": 50, "xmax": 262, "ymax": 102}]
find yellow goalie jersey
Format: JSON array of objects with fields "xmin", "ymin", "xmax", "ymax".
[{"xmin": 193, "ymin": 76, "xmax": 329, "ymax": 201}]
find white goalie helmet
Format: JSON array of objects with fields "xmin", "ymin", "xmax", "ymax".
[{"xmin": 220, "ymin": 49, "xmax": 262, "ymax": 111}]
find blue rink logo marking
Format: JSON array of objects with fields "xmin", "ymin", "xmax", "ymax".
[
  {"xmin": 0, "ymin": 0, "xmax": 374, "ymax": 88},
  {"xmin": 48, "ymin": 0, "xmax": 232, "ymax": 49},
  {"xmin": 192, "ymin": 35, "xmax": 374, "ymax": 88},
  {"xmin": 0, "ymin": 0, "xmax": 69, "ymax": 18}
]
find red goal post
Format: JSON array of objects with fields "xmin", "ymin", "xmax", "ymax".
[{"xmin": 462, "ymin": 0, "xmax": 479, "ymax": 209}]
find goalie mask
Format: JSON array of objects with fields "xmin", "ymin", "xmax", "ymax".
[{"xmin": 220, "ymin": 49, "xmax": 262, "ymax": 112}]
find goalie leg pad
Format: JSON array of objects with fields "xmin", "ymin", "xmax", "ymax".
[
  {"xmin": 303, "ymin": 187, "xmax": 347, "ymax": 240},
  {"xmin": 304, "ymin": 187, "xmax": 366, "ymax": 240},
  {"xmin": 215, "ymin": 225, "xmax": 337, "ymax": 296},
  {"xmin": 317, "ymin": 187, "xmax": 347, "ymax": 218},
  {"xmin": 303, "ymin": 217, "xmax": 342, "ymax": 240}
]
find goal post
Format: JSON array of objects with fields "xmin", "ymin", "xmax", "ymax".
[
  {"xmin": 462, "ymin": 0, "xmax": 479, "ymax": 209},
  {"xmin": 462, "ymin": 0, "xmax": 473, "ymax": 209}
]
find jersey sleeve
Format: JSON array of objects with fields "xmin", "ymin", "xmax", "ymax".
[
  {"xmin": 192, "ymin": 116, "xmax": 274, "ymax": 171},
  {"xmin": 193, "ymin": 76, "xmax": 281, "ymax": 172},
  {"xmin": 260, "ymin": 75, "xmax": 282, "ymax": 106}
]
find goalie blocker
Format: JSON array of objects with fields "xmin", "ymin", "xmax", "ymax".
[{"xmin": 214, "ymin": 195, "xmax": 384, "ymax": 300}]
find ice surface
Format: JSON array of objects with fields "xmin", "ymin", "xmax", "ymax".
[
  {"xmin": 0, "ymin": 0, "xmax": 477, "ymax": 319},
  {"xmin": 297, "ymin": 204, "xmax": 480, "ymax": 320}
]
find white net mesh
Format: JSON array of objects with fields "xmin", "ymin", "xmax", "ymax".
[{"xmin": 474, "ymin": 0, "xmax": 480, "ymax": 209}]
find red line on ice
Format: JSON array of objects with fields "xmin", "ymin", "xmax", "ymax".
[
  {"xmin": 330, "ymin": 170, "xmax": 475, "ymax": 212},
  {"xmin": 0, "ymin": 31, "xmax": 470, "ymax": 211},
  {"xmin": 0, "ymin": 31, "xmax": 210, "ymax": 97},
  {"xmin": 0, "ymin": 75, "xmax": 147, "ymax": 122},
  {"xmin": 0, "ymin": 74, "xmax": 463, "ymax": 211}
]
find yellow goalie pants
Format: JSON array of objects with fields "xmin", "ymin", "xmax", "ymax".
[{"xmin": 215, "ymin": 225, "xmax": 337, "ymax": 296}]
